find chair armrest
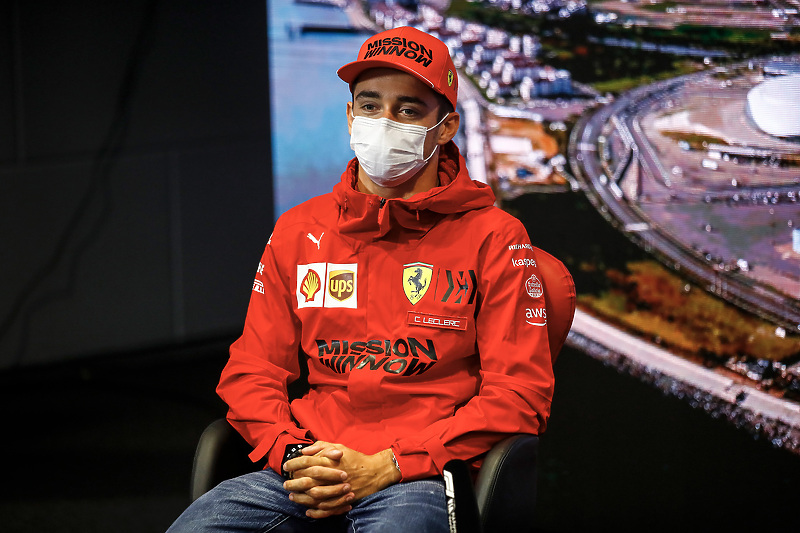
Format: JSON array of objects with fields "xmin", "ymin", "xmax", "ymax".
[
  {"xmin": 474, "ymin": 434, "xmax": 539, "ymax": 532},
  {"xmin": 190, "ymin": 418, "xmax": 257, "ymax": 502}
]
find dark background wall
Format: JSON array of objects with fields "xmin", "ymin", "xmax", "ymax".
[{"xmin": 0, "ymin": 0, "xmax": 272, "ymax": 368}]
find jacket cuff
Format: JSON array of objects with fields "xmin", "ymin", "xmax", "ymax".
[
  {"xmin": 392, "ymin": 437, "xmax": 450, "ymax": 481},
  {"xmin": 246, "ymin": 427, "xmax": 313, "ymax": 471}
]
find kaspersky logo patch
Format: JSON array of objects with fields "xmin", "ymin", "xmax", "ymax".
[
  {"xmin": 297, "ymin": 263, "xmax": 358, "ymax": 309},
  {"xmin": 403, "ymin": 262, "xmax": 433, "ymax": 305}
]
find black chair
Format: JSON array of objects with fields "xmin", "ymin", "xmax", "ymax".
[
  {"xmin": 190, "ymin": 248, "xmax": 575, "ymax": 532},
  {"xmin": 191, "ymin": 419, "xmax": 538, "ymax": 532}
]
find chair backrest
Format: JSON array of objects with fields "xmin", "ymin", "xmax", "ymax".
[
  {"xmin": 472, "ymin": 248, "xmax": 574, "ymax": 531},
  {"xmin": 534, "ymin": 246, "xmax": 576, "ymax": 364}
]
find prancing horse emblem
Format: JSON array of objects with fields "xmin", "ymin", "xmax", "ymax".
[{"xmin": 403, "ymin": 262, "xmax": 433, "ymax": 305}]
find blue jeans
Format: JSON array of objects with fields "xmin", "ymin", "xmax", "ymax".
[{"xmin": 167, "ymin": 468, "xmax": 448, "ymax": 532}]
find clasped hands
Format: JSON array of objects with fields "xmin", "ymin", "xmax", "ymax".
[{"xmin": 282, "ymin": 441, "xmax": 401, "ymax": 519}]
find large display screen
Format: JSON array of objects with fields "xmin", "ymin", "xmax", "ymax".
[{"xmin": 270, "ymin": 0, "xmax": 800, "ymax": 459}]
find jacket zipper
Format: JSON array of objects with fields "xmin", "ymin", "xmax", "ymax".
[{"xmin": 378, "ymin": 197, "xmax": 387, "ymax": 225}]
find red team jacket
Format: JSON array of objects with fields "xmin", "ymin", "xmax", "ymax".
[{"xmin": 218, "ymin": 142, "xmax": 555, "ymax": 481}]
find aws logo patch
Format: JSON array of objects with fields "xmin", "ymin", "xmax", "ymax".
[
  {"xmin": 525, "ymin": 306, "xmax": 547, "ymax": 326},
  {"xmin": 297, "ymin": 263, "xmax": 358, "ymax": 309}
]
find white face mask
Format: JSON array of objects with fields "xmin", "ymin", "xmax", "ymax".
[{"xmin": 350, "ymin": 113, "xmax": 449, "ymax": 187}]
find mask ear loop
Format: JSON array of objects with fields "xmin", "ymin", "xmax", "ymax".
[
  {"xmin": 422, "ymin": 112, "xmax": 450, "ymax": 161},
  {"xmin": 426, "ymin": 112, "xmax": 450, "ymax": 132}
]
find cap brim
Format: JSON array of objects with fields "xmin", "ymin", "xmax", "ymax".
[{"xmin": 337, "ymin": 59, "xmax": 438, "ymax": 92}]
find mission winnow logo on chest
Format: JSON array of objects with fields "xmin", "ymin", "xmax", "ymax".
[{"xmin": 315, "ymin": 337, "xmax": 438, "ymax": 376}]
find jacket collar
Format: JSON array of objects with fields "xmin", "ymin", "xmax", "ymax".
[{"xmin": 332, "ymin": 142, "xmax": 496, "ymax": 241}]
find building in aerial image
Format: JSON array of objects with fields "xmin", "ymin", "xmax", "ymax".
[{"xmin": 746, "ymin": 74, "xmax": 800, "ymax": 138}]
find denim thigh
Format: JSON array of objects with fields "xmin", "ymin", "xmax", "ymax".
[
  {"xmin": 167, "ymin": 468, "xmax": 330, "ymax": 533},
  {"xmin": 346, "ymin": 478, "xmax": 448, "ymax": 533},
  {"xmin": 167, "ymin": 469, "xmax": 447, "ymax": 533}
]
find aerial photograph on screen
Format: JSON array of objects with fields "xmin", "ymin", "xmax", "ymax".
[{"xmin": 271, "ymin": 0, "xmax": 800, "ymax": 456}]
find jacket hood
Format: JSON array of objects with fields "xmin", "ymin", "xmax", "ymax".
[{"xmin": 332, "ymin": 142, "xmax": 496, "ymax": 241}]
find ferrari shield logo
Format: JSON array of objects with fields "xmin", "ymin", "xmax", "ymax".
[{"xmin": 403, "ymin": 262, "xmax": 433, "ymax": 305}]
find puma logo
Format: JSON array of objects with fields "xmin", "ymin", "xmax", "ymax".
[{"xmin": 307, "ymin": 232, "xmax": 324, "ymax": 250}]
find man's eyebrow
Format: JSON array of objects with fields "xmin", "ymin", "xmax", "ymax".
[
  {"xmin": 354, "ymin": 90, "xmax": 380, "ymax": 100},
  {"xmin": 353, "ymin": 91, "xmax": 430, "ymax": 108},
  {"xmin": 397, "ymin": 95, "xmax": 429, "ymax": 107}
]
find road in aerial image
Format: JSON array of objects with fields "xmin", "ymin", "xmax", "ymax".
[
  {"xmin": 569, "ymin": 52, "xmax": 800, "ymax": 444},
  {"xmin": 571, "ymin": 59, "xmax": 800, "ymax": 327}
]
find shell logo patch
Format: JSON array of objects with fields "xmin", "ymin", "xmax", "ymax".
[
  {"xmin": 403, "ymin": 262, "xmax": 433, "ymax": 305},
  {"xmin": 300, "ymin": 270, "xmax": 321, "ymax": 302}
]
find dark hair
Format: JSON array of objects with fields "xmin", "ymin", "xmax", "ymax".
[{"xmin": 435, "ymin": 91, "xmax": 454, "ymax": 120}]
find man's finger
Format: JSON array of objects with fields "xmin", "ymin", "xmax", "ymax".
[
  {"xmin": 305, "ymin": 504, "xmax": 353, "ymax": 519},
  {"xmin": 283, "ymin": 473, "xmax": 348, "ymax": 493},
  {"xmin": 302, "ymin": 441, "xmax": 344, "ymax": 462},
  {"xmin": 300, "ymin": 442, "xmax": 326, "ymax": 456},
  {"xmin": 305, "ymin": 483, "xmax": 352, "ymax": 502},
  {"xmin": 289, "ymin": 489, "xmax": 354, "ymax": 509},
  {"xmin": 283, "ymin": 454, "xmax": 337, "ymax": 474},
  {"xmin": 283, "ymin": 466, "xmax": 347, "ymax": 488},
  {"xmin": 317, "ymin": 448, "xmax": 344, "ymax": 461}
]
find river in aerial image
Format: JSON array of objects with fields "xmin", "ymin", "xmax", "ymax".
[{"xmin": 267, "ymin": 3, "xmax": 800, "ymax": 531}]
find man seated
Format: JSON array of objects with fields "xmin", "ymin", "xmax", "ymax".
[{"xmin": 167, "ymin": 26, "xmax": 554, "ymax": 533}]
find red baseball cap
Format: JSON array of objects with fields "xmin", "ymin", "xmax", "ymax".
[{"xmin": 338, "ymin": 26, "xmax": 458, "ymax": 110}]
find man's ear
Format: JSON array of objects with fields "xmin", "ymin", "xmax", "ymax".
[
  {"xmin": 436, "ymin": 112, "xmax": 460, "ymax": 145},
  {"xmin": 346, "ymin": 101, "xmax": 354, "ymax": 135}
]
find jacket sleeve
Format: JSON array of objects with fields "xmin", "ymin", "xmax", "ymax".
[
  {"xmin": 216, "ymin": 236, "xmax": 313, "ymax": 473},
  {"xmin": 391, "ymin": 218, "xmax": 555, "ymax": 480}
]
